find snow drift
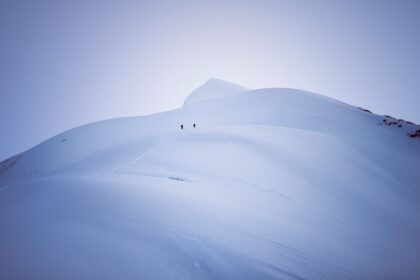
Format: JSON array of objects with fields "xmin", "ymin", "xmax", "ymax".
[{"xmin": 1, "ymin": 79, "xmax": 420, "ymax": 280}]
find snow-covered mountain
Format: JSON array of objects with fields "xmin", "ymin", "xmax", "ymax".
[{"xmin": 1, "ymin": 79, "xmax": 420, "ymax": 280}]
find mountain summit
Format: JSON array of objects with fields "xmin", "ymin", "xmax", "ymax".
[
  {"xmin": 183, "ymin": 78, "xmax": 249, "ymax": 105},
  {"xmin": 1, "ymin": 80, "xmax": 420, "ymax": 280}
]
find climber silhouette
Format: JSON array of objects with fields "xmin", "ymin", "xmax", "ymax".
[
  {"xmin": 193, "ymin": 123, "xmax": 196, "ymax": 128},
  {"xmin": 181, "ymin": 124, "xmax": 183, "ymax": 130}
]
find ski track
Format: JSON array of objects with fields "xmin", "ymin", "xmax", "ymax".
[{"xmin": 111, "ymin": 133, "xmax": 166, "ymax": 173}]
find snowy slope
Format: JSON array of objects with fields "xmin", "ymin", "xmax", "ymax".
[{"xmin": 1, "ymin": 79, "xmax": 420, "ymax": 280}]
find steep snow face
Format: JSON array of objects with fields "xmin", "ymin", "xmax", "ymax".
[
  {"xmin": 183, "ymin": 78, "xmax": 249, "ymax": 105},
  {"xmin": 1, "ymin": 80, "xmax": 420, "ymax": 280}
]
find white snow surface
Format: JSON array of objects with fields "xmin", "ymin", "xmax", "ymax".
[{"xmin": 1, "ymin": 79, "xmax": 420, "ymax": 280}]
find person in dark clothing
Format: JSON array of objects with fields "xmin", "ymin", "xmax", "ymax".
[
  {"xmin": 181, "ymin": 124, "xmax": 183, "ymax": 130},
  {"xmin": 193, "ymin": 123, "xmax": 196, "ymax": 128}
]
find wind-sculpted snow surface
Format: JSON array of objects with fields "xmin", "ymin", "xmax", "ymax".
[{"xmin": 1, "ymin": 79, "xmax": 420, "ymax": 279}]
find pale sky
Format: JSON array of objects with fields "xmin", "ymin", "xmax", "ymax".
[{"xmin": 1, "ymin": 0, "xmax": 420, "ymax": 160}]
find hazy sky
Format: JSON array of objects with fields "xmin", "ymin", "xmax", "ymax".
[{"xmin": 1, "ymin": 0, "xmax": 420, "ymax": 160}]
